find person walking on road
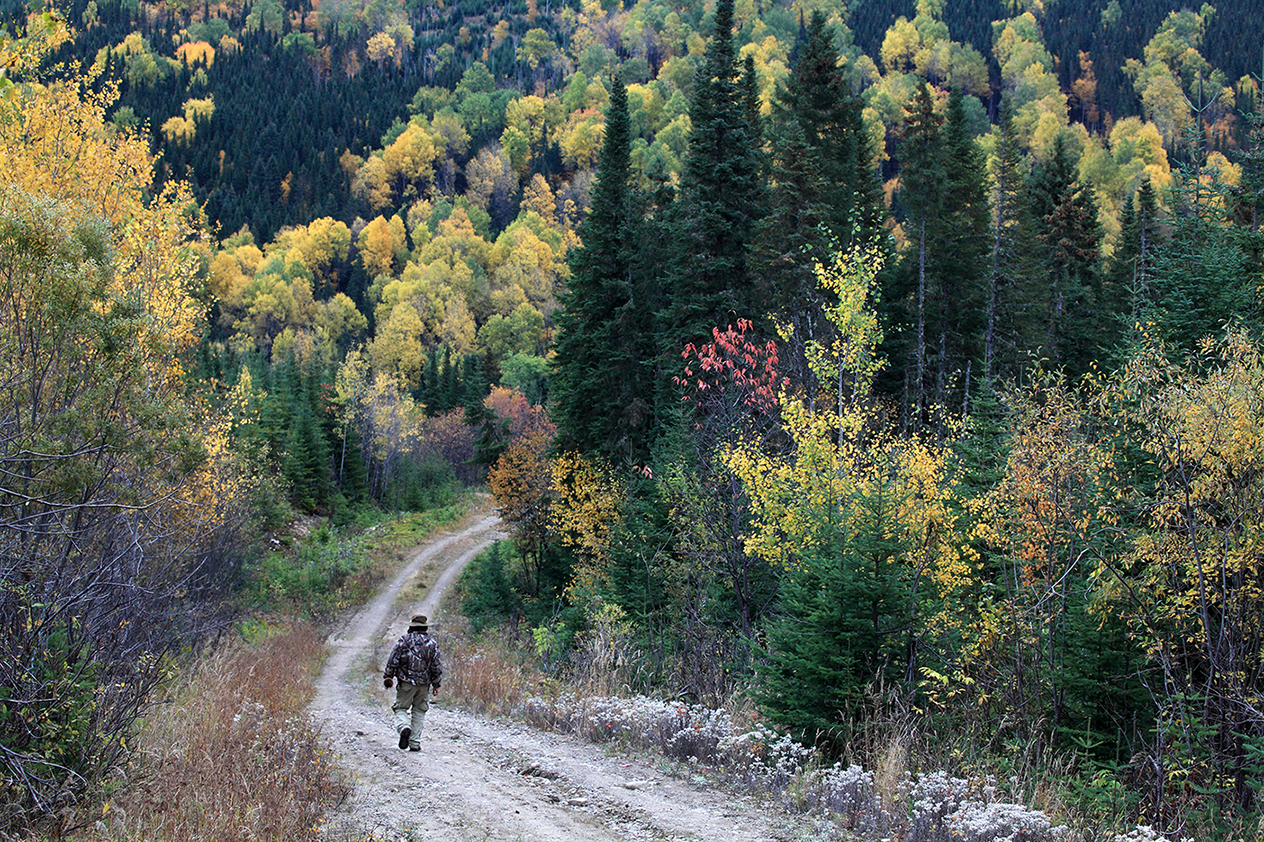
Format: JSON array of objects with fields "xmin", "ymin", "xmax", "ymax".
[{"xmin": 383, "ymin": 614, "xmax": 443, "ymax": 751}]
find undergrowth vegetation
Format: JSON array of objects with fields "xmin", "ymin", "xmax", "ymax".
[
  {"xmin": 447, "ymin": 544, "xmax": 1262, "ymax": 842},
  {"xmin": 243, "ymin": 498, "xmax": 469, "ymax": 620},
  {"xmin": 441, "ymin": 620, "xmax": 1142, "ymax": 842},
  {"xmin": 81, "ymin": 624, "xmax": 347, "ymax": 841}
]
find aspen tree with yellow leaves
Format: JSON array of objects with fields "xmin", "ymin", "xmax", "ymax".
[
  {"xmin": 1101, "ymin": 331, "xmax": 1264, "ymax": 825},
  {"xmin": 0, "ymin": 23, "xmax": 249, "ymax": 834},
  {"xmin": 728, "ymin": 240, "xmax": 976, "ymax": 742},
  {"xmin": 549, "ymin": 452, "xmax": 622, "ymax": 611},
  {"xmin": 333, "ymin": 349, "xmax": 437, "ymax": 501}
]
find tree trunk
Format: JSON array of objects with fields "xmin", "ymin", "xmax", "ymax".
[{"xmin": 916, "ymin": 214, "xmax": 927, "ymax": 426}]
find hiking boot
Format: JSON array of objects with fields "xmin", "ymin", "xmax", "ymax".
[
  {"xmin": 398, "ymin": 727, "xmax": 411, "ymax": 750},
  {"xmin": 409, "ymin": 745, "xmax": 420, "ymax": 752}
]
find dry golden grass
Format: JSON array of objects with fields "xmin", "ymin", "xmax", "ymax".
[
  {"xmin": 79, "ymin": 623, "xmax": 348, "ymax": 841},
  {"xmin": 439, "ymin": 618, "xmax": 544, "ymax": 716}
]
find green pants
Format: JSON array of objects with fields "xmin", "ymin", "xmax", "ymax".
[{"xmin": 392, "ymin": 680, "xmax": 430, "ymax": 749}]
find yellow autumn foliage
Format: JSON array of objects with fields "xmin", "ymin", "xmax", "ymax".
[
  {"xmin": 375, "ymin": 260, "xmax": 477, "ymax": 355},
  {"xmin": 357, "ymin": 213, "xmax": 407, "ymax": 279},
  {"xmin": 730, "ymin": 243, "xmax": 976, "ymax": 643},
  {"xmin": 1111, "ymin": 332, "xmax": 1264, "ymax": 653},
  {"xmin": 176, "ymin": 39, "xmax": 215, "ymax": 66},
  {"xmin": 549, "ymin": 452, "xmax": 621, "ymax": 603},
  {"xmin": 0, "ymin": 24, "xmax": 250, "ymax": 549},
  {"xmin": 269, "ymin": 216, "xmax": 352, "ymax": 294},
  {"xmin": 971, "ymin": 377, "xmax": 1116, "ymax": 581}
]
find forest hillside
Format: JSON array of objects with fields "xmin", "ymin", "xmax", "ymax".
[{"xmin": 4, "ymin": 0, "xmax": 1264, "ymax": 837}]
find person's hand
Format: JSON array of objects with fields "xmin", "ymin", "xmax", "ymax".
[{"xmin": 384, "ymin": 677, "xmax": 393, "ymax": 689}]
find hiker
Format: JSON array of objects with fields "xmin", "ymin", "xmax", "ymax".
[{"xmin": 383, "ymin": 613, "xmax": 444, "ymax": 751}]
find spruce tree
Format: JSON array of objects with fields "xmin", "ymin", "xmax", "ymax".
[
  {"xmin": 985, "ymin": 104, "xmax": 1029, "ymax": 382},
  {"xmin": 1028, "ymin": 136, "xmax": 1102, "ymax": 376},
  {"xmin": 1101, "ymin": 179, "xmax": 1159, "ymax": 365},
  {"xmin": 890, "ymin": 82, "xmax": 945, "ymax": 424},
  {"xmin": 1148, "ymin": 163, "xmax": 1258, "ymax": 352},
  {"xmin": 258, "ymin": 355, "xmax": 295, "ymax": 456},
  {"xmin": 1135, "ymin": 175, "xmax": 1159, "ymax": 281},
  {"xmin": 935, "ymin": 89, "xmax": 989, "ymax": 412},
  {"xmin": 440, "ymin": 345, "xmax": 458, "ymax": 413},
  {"xmin": 551, "ymin": 78, "xmax": 656, "ymax": 464},
  {"xmin": 422, "ymin": 346, "xmax": 440, "ymax": 409},
  {"xmin": 754, "ymin": 499, "xmax": 911, "ymax": 744},
  {"xmin": 461, "ymin": 351, "xmax": 489, "ymax": 409},
  {"xmin": 336, "ymin": 420, "xmax": 369, "ymax": 504},
  {"xmin": 755, "ymin": 10, "xmax": 885, "ymax": 407},
  {"xmin": 663, "ymin": 0, "xmax": 766, "ymax": 358},
  {"xmin": 1108, "ymin": 176, "xmax": 1159, "ymax": 330},
  {"xmin": 284, "ymin": 398, "xmax": 331, "ymax": 512},
  {"xmin": 886, "ymin": 87, "xmax": 990, "ymax": 422},
  {"xmin": 466, "ymin": 398, "xmax": 509, "ymax": 471},
  {"xmin": 751, "ymin": 118, "xmax": 831, "ymax": 405},
  {"xmin": 773, "ymin": 11, "xmax": 883, "ymax": 247},
  {"xmin": 1233, "ymin": 110, "xmax": 1264, "ymax": 240},
  {"xmin": 1027, "ymin": 138, "xmax": 1077, "ymax": 241}
]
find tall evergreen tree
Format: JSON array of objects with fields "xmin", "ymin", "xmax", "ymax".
[
  {"xmin": 466, "ymin": 398, "xmax": 509, "ymax": 471},
  {"xmin": 751, "ymin": 119, "xmax": 831, "ymax": 406},
  {"xmin": 773, "ymin": 11, "xmax": 883, "ymax": 247},
  {"xmin": 1104, "ymin": 177, "xmax": 1161, "ymax": 362},
  {"xmin": 1028, "ymin": 137, "xmax": 1102, "ymax": 377},
  {"xmin": 284, "ymin": 397, "xmax": 331, "ymax": 512},
  {"xmin": 551, "ymin": 78, "xmax": 655, "ymax": 464},
  {"xmin": 1147, "ymin": 162, "xmax": 1259, "ymax": 351},
  {"xmin": 422, "ymin": 346, "xmax": 440, "ymax": 409},
  {"xmin": 258, "ymin": 354, "xmax": 295, "ymax": 456},
  {"xmin": 336, "ymin": 420, "xmax": 369, "ymax": 504},
  {"xmin": 891, "ymin": 82, "xmax": 945, "ymax": 424},
  {"xmin": 663, "ymin": 0, "xmax": 766, "ymax": 358},
  {"xmin": 1233, "ymin": 110, "xmax": 1264, "ymax": 240},
  {"xmin": 440, "ymin": 345, "xmax": 458, "ymax": 412},
  {"xmin": 886, "ymin": 87, "xmax": 990, "ymax": 423},
  {"xmin": 754, "ymin": 10, "xmax": 886, "ymax": 408},
  {"xmin": 1027, "ymin": 137, "xmax": 1079, "ymax": 249},
  {"xmin": 461, "ymin": 351, "xmax": 490, "ymax": 409},
  {"xmin": 1134, "ymin": 176, "xmax": 1160, "ymax": 308},
  {"xmin": 985, "ymin": 104, "xmax": 1029, "ymax": 382},
  {"xmin": 935, "ymin": 89, "xmax": 989, "ymax": 412}
]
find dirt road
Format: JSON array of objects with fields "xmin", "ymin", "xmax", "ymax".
[{"xmin": 310, "ymin": 502, "xmax": 819, "ymax": 842}]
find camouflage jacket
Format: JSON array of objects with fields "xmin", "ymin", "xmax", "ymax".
[{"xmin": 384, "ymin": 632, "xmax": 443, "ymax": 688}]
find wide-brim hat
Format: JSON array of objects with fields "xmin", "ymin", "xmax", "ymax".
[{"xmin": 407, "ymin": 614, "xmax": 428, "ymax": 632}]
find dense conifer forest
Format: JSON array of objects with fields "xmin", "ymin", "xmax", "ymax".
[{"xmin": 5, "ymin": 0, "xmax": 1264, "ymax": 835}]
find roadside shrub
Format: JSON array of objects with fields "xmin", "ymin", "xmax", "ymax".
[
  {"xmin": 443, "ymin": 634, "xmax": 537, "ymax": 714},
  {"xmin": 504, "ymin": 690, "xmax": 1071, "ymax": 842},
  {"xmin": 83, "ymin": 624, "xmax": 347, "ymax": 841},
  {"xmin": 1, "ymin": 536, "xmax": 238, "ymax": 839}
]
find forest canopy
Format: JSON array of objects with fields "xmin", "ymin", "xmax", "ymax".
[{"xmin": 7, "ymin": 0, "xmax": 1264, "ymax": 836}]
